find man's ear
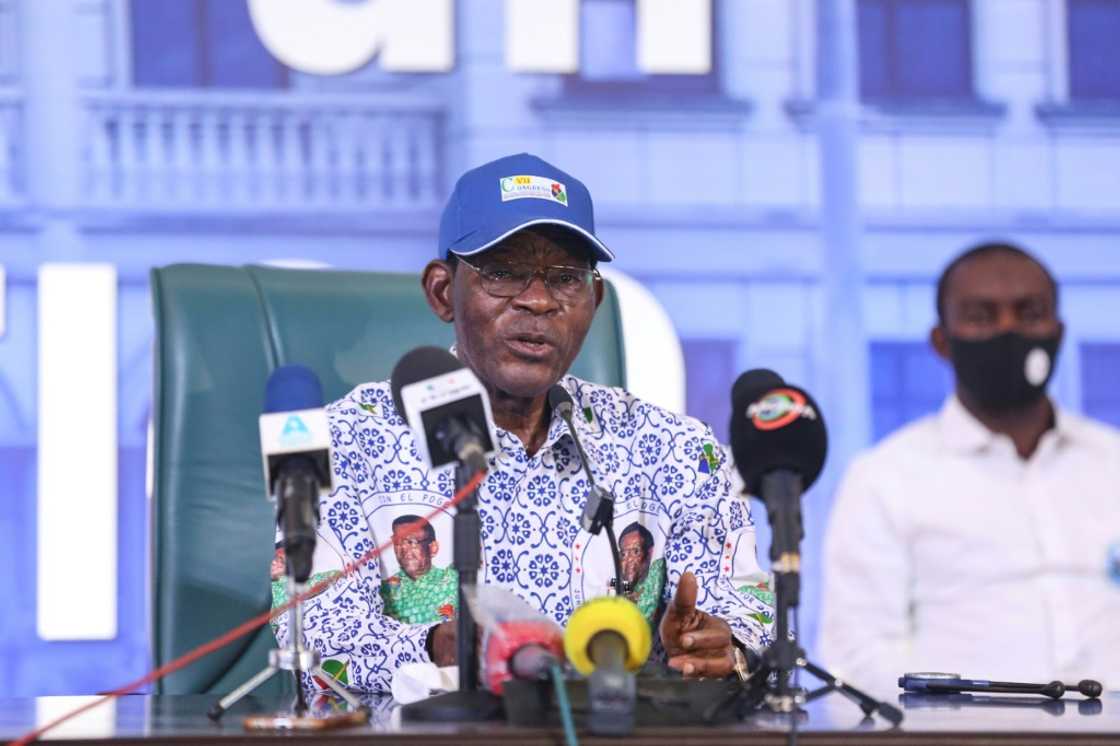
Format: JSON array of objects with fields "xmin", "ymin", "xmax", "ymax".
[
  {"xmin": 422, "ymin": 260, "xmax": 455, "ymax": 322},
  {"xmin": 930, "ymin": 324, "xmax": 950, "ymax": 362},
  {"xmin": 593, "ymin": 273, "xmax": 605, "ymax": 309},
  {"xmin": 429, "ymin": 539, "xmax": 439, "ymax": 557}
]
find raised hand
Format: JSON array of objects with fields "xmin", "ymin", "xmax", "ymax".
[{"xmin": 659, "ymin": 571, "xmax": 736, "ymax": 678}]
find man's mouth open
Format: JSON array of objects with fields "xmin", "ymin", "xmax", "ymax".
[{"xmin": 506, "ymin": 334, "xmax": 555, "ymax": 359}]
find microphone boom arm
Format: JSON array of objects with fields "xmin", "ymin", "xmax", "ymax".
[{"xmin": 552, "ymin": 390, "xmax": 626, "ymax": 595}]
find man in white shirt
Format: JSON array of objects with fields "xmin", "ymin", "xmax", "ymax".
[{"xmin": 819, "ymin": 241, "xmax": 1120, "ymax": 697}]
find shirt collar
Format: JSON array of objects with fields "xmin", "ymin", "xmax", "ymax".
[
  {"xmin": 542, "ymin": 376, "xmax": 591, "ymax": 453},
  {"xmin": 492, "ymin": 377, "xmax": 590, "ymax": 458},
  {"xmin": 938, "ymin": 393, "xmax": 1077, "ymax": 454}
]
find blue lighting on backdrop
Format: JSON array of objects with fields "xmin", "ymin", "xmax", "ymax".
[{"xmin": 1, "ymin": 0, "xmax": 1119, "ymax": 696}]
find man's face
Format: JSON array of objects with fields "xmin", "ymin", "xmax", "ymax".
[
  {"xmin": 938, "ymin": 252, "xmax": 1059, "ymax": 343},
  {"xmin": 620, "ymin": 532, "xmax": 651, "ymax": 585},
  {"xmin": 392, "ymin": 523, "xmax": 437, "ymax": 579},
  {"xmin": 437, "ymin": 230, "xmax": 602, "ymax": 400},
  {"xmin": 270, "ymin": 548, "xmax": 286, "ymax": 581}
]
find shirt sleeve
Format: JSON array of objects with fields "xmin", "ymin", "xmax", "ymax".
[
  {"xmin": 661, "ymin": 432, "xmax": 774, "ymax": 657},
  {"xmin": 818, "ymin": 456, "xmax": 912, "ymax": 696},
  {"xmin": 273, "ymin": 427, "xmax": 439, "ymax": 694}
]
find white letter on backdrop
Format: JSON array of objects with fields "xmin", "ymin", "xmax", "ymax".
[
  {"xmin": 247, "ymin": 0, "xmax": 453, "ymax": 75},
  {"xmin": 637, "ymin": 0, "xmax": 711, "ymax": 74},
  {"xmin": 506, "ymin": 0, "xmax": 579, "ymax": 72}
]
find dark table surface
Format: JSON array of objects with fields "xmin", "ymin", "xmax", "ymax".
[{"xmin": 2, "ymin": 690, "xmax": 1119, "ymax": 745}]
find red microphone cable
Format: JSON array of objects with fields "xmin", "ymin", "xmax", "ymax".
[{"xmin": 9, "ymin": 469, "xmax": 487, "ymax": 746}]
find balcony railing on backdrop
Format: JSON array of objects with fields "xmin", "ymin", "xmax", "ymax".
[
  {"xmin": 0, "ymin": 90, "xmax": 21, "ymax": 206},
  {"xmin": 81, "ymin": 91, "xmax": 444, "ymax": 211}
]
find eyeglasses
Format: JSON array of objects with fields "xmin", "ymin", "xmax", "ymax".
[
  {"xmin": 458, "ymin": 258, "xmax": 600, "ymax": 301},
  {"xmin": 395, "ymin": 536, "xmax": 433, "ymax": 549},
  {"xmin": 619, "ymin": 545, "xmax": 646, "ymax": 560}
]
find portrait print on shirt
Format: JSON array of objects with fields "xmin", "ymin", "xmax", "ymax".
[
  {"xmin": 572, "ymin": 514, "xmax": 667, "ymax": 624},
  {"xmin": 617, "ymin": 520, "xmax": 666, "ymax": 621},
  {"xmin": 269, "ymin": 536, "xmax": 347, "ymax": 621},
  {"xmin": 374, "ymin": 510, "xmax": 458, "ymax": 624}
]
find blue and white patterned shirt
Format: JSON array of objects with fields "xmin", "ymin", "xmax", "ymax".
[{"xmin": 275, "ymin": 375, "xmax": 774, "ymax": 693}]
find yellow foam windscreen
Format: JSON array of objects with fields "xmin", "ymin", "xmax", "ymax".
[{"xmin": 563, "ymin": 596, "xmax": 651, "ymax": 676}]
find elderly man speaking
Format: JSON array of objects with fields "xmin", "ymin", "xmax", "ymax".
[{"xmin": 274, "ymin": 153, "xmax": 772, "ymax": 693}]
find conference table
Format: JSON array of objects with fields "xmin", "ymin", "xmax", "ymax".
[{"xmin": 2, "ymin": 690, "xmax": 1118, "ymax": 745}]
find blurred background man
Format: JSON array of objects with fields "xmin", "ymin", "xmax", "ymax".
[{"xmin": 820, "ymin": 242, "xmax": 1120, "ymax": 696}]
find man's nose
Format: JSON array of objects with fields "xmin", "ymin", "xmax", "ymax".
[
  {"xmin": 512, "ymin": 273, "xmax": 561, "ymax": 313},
  {"xmin": 994, "ymin": 306, "xmax": 1020, "ymax": 334}
]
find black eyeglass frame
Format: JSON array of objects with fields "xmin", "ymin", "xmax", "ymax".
[{"xmin": 456, "ymin": 255, "xmax": 602, "ymax": 301}]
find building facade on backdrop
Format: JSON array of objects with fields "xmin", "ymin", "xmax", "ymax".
[{"xmin": 2, "ymin": 0, "xmax": 1119, "ymax": 695}]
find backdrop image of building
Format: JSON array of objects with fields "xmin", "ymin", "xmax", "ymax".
[{"xmin": 1, "ymin": 0, "xmax": 1118, "ymax": 695}]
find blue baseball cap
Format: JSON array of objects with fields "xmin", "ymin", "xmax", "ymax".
[{"xmin": 438, "ymin": 153, "xmax": 613, "ymax": 262}]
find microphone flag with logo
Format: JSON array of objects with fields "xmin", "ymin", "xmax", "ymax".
[
  {"xmin": 258, "ymin": 364, "xmax": 333, "ymax": 583},
  {"xmin": 390, "ymin": 346, "xmax": 497, "ymax": 473}
]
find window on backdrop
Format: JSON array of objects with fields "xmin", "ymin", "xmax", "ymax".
[
  {"xmin": 130, "ymin": 0, "xmax": 288, "ymax": 88},
  {"xmin": 1067, "ymin": 0, "xmax": 1120, "ymax": 101},
  {"xmin": 565, "ymin": 0, "xmax": 720, "ymax": 98},
  {"xmin": 682, "ymin": 339, "xmax": 738, "ymax": 444},
  {"xmin": 857, "ymin": 0, "xmax": 973, "ymax": 102},
  {"xmin": 1080, "ymin": 343, "xmax": 1120, "ymax": 428},
  {"xmin": 869, "ymin": 342, "xmax": 953, "ymax": 442}
]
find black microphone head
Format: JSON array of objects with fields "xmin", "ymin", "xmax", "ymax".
[
  {"xmin": 547, "ymin": 384, "xmax": 574, "ymax": 419},
  {"xmin": 731, "ymin": 368, "xmax": 784, "ymax": 411},
  {"xmin": 729, "ymin": 378, "xmax": 828, "ymax": 496},
  {"xmin": 390, "ymin": 346, "xmax": 464, "ymax": 417},
  {"xmin": 1078, "ymin": 679, "xmax": 1104, "ymax": 699}
]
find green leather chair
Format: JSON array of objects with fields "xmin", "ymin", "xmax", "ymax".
[{"xmin": 149, "ymin": 263, "xmax": 627, "ymax": 694}]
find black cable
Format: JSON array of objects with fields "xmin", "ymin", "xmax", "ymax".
[
  {"xmin": 789, "ymin": 606, "xmax": 800, "ymax": 746},
  {"xmin": 605, "ymin": 519, "xmax": 624, "ymax": 595}
]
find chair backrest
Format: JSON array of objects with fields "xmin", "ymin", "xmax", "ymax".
[{"xmin": 149, "ymin": 263, "xmax": 626, "ymax": 693}]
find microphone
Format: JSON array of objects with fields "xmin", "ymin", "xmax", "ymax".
[
  {"xmin": 728, "ymin": 370, "xmax": 827, "ymax": 590},
  {"xmin": 899, "ymin": 673, "xmax": 1104, "ymax": 700},
  {"xmin": 470, "ymin": 584, "xmax": 566, "ymax": 695},
  {"xmin": 391, "ymin": 348, "xmax": 498, "ymax": 715},
  {"xmin": 258, "ymin": 365, "xmax": 333, "ymax": 584},
  {"xmin": 548, "ymin": 385, "xmax": 625, "ymax": 593},
  {"xmin": 482, "ymin": 619, "xmax": 565, "ymax": 694},
  {"xmin": 390, "ymin": 347, "xmax": 497, "ymax": 473},
  {"xmin": 563, "ymin": 596, "xmax": 651, "ymax": 736},
  {"xmin": 729, "ymin": 369, "xmax": 827, "ymax": 496}
]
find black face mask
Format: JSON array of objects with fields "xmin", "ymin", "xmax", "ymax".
[{"xmin": 947, "ymin": 330, "xmax": 1062, "ymax": 413}]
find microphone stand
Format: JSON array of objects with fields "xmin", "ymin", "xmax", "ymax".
[
  {"xmin": 209, "ymin": 575, "xmax": 369, "ymax": 725},
  {"xmin": 556, "ymin": 405, "xmax": 626, "ymax": 595},
  {"xmin": 401, "ymin": 460, "xmax": 503, "ymax": 722},
  {"xmin": 734, "ymin": 472, "xmax": 903, "ymax": 734}
]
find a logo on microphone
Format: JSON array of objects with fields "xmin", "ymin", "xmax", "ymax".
[
  {"xmin": 747, "ymin": 388, "xmax": 817, "ymax": 431},
  {"xmin": 280, "ymin": 414, "xmax": 313, "ymax": 446}
]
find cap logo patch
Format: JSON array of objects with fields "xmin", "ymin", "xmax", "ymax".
[{"xmin": 499, "ymin": 175, "xmax": 567, "ymax": 205}]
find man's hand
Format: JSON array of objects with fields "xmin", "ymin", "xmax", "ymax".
[
  {"xmin": 429, "ymin": 620, "xmax": 457, "ymax": 667},
  {"xmin": 659, "ymin": 571, "xmax": 736, "ymax": 678}
]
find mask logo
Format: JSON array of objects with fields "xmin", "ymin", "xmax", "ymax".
[
  {"xmin": 746, "ymin": 388, "xmax": 817, "ymax": 431},
  {"xmin": 1025, "ymin": 347, "xmax": 1051, "ymax": 386},
  {"xmin": 948, "ymin": 331, "xmax": 1062, "ymax": 412}
]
